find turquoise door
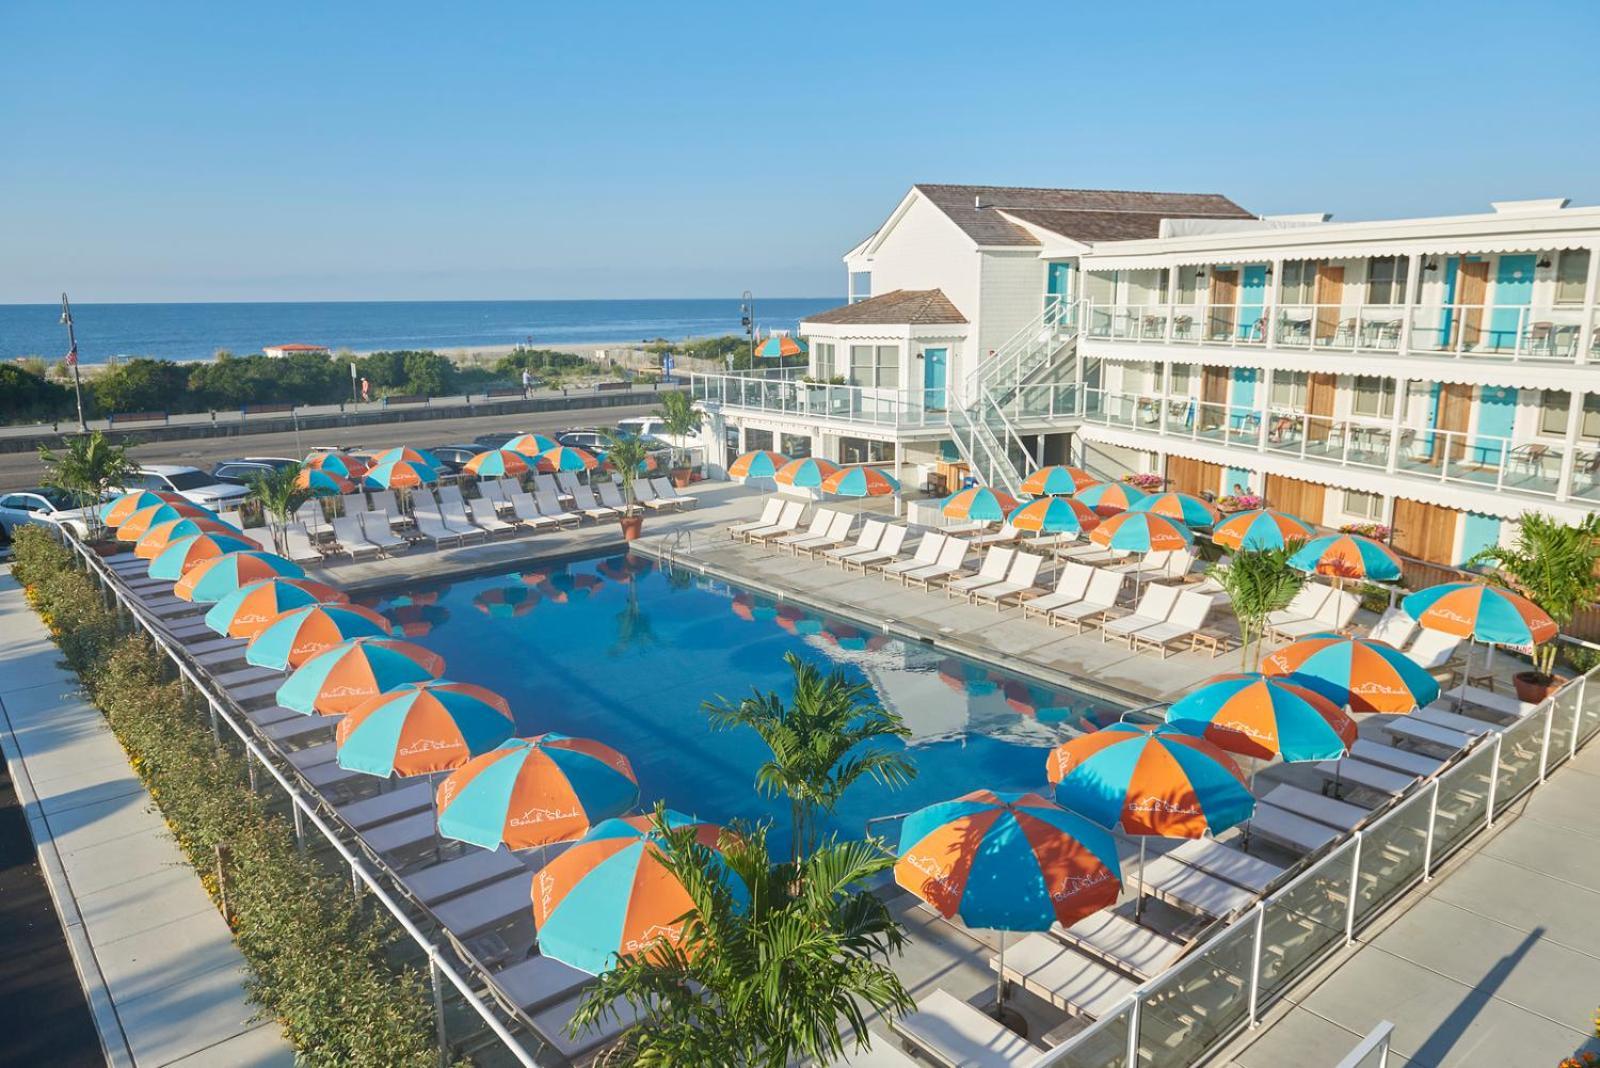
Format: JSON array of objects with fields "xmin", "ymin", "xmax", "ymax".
[
  {"xmin": 1239, "ymin": 265, "xmax": 1268, "ymax": 339},
  {"xmin": 923, "ymin": 348, "xmax": 948, "ymax": 410},
  {"xmin": 1489, "ymin": 255, "xmax": 1535, "ymax": 352},
  {"xmin": 1046, "ymin": 262, "xmax": 1074, "ymax": 322}
]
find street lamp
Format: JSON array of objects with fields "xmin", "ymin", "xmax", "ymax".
[
  {"xmin": 59, "ymin": 293, "xmax": 88, "ymax": 432},
  {"xmin": 739, "ymin": 290, "xmax": 755, "ymax": 369}
]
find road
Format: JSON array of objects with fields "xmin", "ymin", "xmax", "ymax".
[{"xmin": 0, "ymin": 400, "xmax": 662, "ymax": 491}]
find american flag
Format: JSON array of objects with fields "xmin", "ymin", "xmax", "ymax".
[{"xmin": 65, "ymin": 342, "xmax": 77, "ymax": 367}]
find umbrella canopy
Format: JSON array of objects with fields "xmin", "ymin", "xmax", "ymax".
[
  {"xmin": 473, "ymin": 585, "xmax": 540, "ymax": 618},
  {"xmin": 133, "ymin": 517, "xmax": 243, "ymax": 560},
  {"xmin": 1288, "ymin": 533, "xmax": 1402, "ymax": 582},
  {"xmin": 1073, "ymin": 481, "xmax": 1147, "ymax": 516},
  {"xmin": 1401, "ymin": 582, "xmax": 1558, "ymax": 646},
  {"xmin": 115, "ymin": 501, "xmax": 216, "ymax": 541},
  {"xmin": 148, "ymin": 534, "xmax": 258, "ymax": 580},
  {"xmin": 176, "ymin": 550, "xmax": 306, "ymax": 603},
  {"xmin": 773, "ymin": 457, "xmax": 841, "ymax": 489},
  {"xmin": 436, "ymin": 734, "xmax": 640, "ymax": 850},
  {"xmin": 727, "ymin": 450, "xmax": 787, "ymax": 480},
  {"xmin": 335, "ymin": 681, "xmax": 514, "ymax": 777},
  {"xmin": 373, "ymin": 446, "xmax": 442, "ymax": 470},
  {"xmin": 464, "ymin": 449, "xmax": 531, "ymax": 479},
  {"xmin": 295, "ymin": 467, "xmax": 356, "ymax": 497},
  {"xmin": 101, "ymin": 490, "xmax": 186, "ymax": 527},
  {"xmin": 1165, "ymin": 673, "xmax": 1357, "ymax": 763},
  {"xmin": 538, "ymin": 446, "xmax": 599, "ymax": 473},
  {"xmin": 1089, "ymin": 511, "xmax": 1194, "ymax": 553},
  {"xmin": 246, "ymin": 603, "xmax": 393, "ymax": 669},
  {"xmin": 754, "ymin": 334, "xmax": 807, "ymax": 358},
  {"xmin": 1047, "ymin": 722, "xmax": 1254, "ymax": 837},
  {"xmin": 819, "ymin": 466, "xmax": 900, "ymax": 498},
  {"xmin": 1261, "ymin": 633, "xmax": 1441, "ymax": 714},
  {"xmin": 531, "ymin": 812, "xmax": 743, "ymax": 974},
  {"xmin": 1020, "ymin": 465, "xmax": 1098, "ymax": 498},
  {"xmin": 362, "ymin": 459, "xmax": 439, "ymax": 490},
  {"xmin": 1006, "ymin": 495, "xmax": 1099, "ymax": 536},
  {"xmin": 894, "ymin": 789, "xmax": 1121, "ymax": 932},
  {"xmin": 1212, "ymin": 509, "xmax": 1315, "ymax": 552},
  {"xmin": 277, "ymin": 637, "xmax": 446, "ymax": 715},
  {"xmin": 942, "ymin": 486, "xmax": 1017, "ymax": 522},
  {"xmin": 1129, "ymin": 492, "xmax": 1220, "ymax": 529},
  {"xmin": 503, "ymin": 433, "xmax": 560, "ymax": 457},
  {"xmin": 203, "ymin": 577, "xmax": 347, "ymax": 637},
  {"xmin": 304, "ymin": 452, "xmax": 369, "ymax": 479}
]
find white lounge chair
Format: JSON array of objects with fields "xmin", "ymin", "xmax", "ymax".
[
  {"xmin": 1367, "ymin": 607, "xmax": 1419, "ymax": 649},
  {"xmin": 369, "ymin": 489, "xmax": 407, "ymax": 529},
  {"xmin": 1106, "ymin": 549, "xmax": 1170, "ymax": 576},
  {"xmin": 437, "ymin": 491, "xmax": 487, "ymax": 540},
  {"xmin": 652, "ymin": 477, "xmax": 698, "ymax": 508},
  {"xmin": 509, "ymin": 491, "xmax": 560, "ymax": 532},
  {"xmin": 877, "ymin": 532, "xmax": 945, "ymax": 579},
  {"xmin": 411, "ymin": 500, "xmax": 465, "ymax": 547},
  {"xmin": 972, "ymin": 551, "xmax": 1046, "ymax": 610},
  {"xmin": 743, "ymin": 502, "xmax": 807, "ymax": 544},
  {"xmin": 891, "ymin": 990, "xmax": 1045, "ymax": 1068},
  {"xmin": 570, "ymin": 484, "xmax": 619, "ymax": 522},
  {"xmin": 359, "ymin": 511, "xmax": 409, "ymax": 554},
  {"xmin": 1020, "ymin": 562, "xmax": 1093, "ymax": 622},
  {"xmin": 469, "ymin": 498, "xmax": 517, "ymax": 537},
  {"xmin": 823, "ymin": 520, "xmax": 883, "ymax": 565},
  {"xmin": 330, "ymin": 516, "xmax": 381, "ymax": 559},
  {"xmin": 998, "ymin": 933, "xmax": 1139, "ymax": 1024},
  {"xmin": 340, "ymin": 493, "xmax": 369, "ymax": 520},
  {"xmin": 1405, "ymin": 630, "xmax": 1464, "ymax": 674},
  {"xmin": 1049, "ymin": 570, "xmax": 1126, "ymax": 631},
  {"xmin": 1158, "ymin": 548, "xmax": 1197, "ymax": 580},
  {"xmin": 556, "ymin": 472, "xmax": 584, "ymax": 500},
  {"xmin": 533, "ymin": 473, "xmax": 568, "ymax": 503},
  {"xmin": 944, "ymin": 548, "xmax": 1015, "ymax": 599},
  {"xmin": 294, "ymin": 499, "xmax": 327, "ymax": 535},
  {"xmin": 1131, "ymin": 590, "xmax": 1219, "ymax": 657},
  {"xmin": 534, "ymin": 491, "xmax": 581, "ymax": 528},
  {"xmin": 1265, "ymin": 584, "xmax": 1333, "ymax": 641},
  {"xmin": 1273, "ymin": 587, "xmax": 1360, "ymax": 640},
  {"xmin": 596, "ymin": 482, "xmax": 630, "ymax": 514},
  {"xmin": 770, "ymin": 509, "xmax": 836, "ymax": 552},
  {"xmin": 243, "ymin": 526, "xmax": 277, "ymax": 552},
  {"xmin": 1247, "ymin": 804, "xmax": 1340, "ymax": 855},
  {"xmin": 902, "ymin": 538, "xmax": 970, "ymax": 590},
  {"xmin": 842, "ymin": 524, "xmax": 909, "ymax": 572},
  {"xmin": 217, "ymin": 510, "xmax": 244, "ymax": 530},
  {"xmin": 282, "ymin": 522, "xmax": 326, "ymax": 564},
  {"xmin": 636, "ymin": 478, "xmax": 675, "ymax": 513},
  {"xmin": 729, "ymin": 499, "xmax": 782, "ymax": 538},
  {"xmin": 1101, "ymin": 583, "xmax": 1182, "ymax": 646},
  {"xmin": 792, "ymin": 512, "xmax": 855, "ymax": 559},
  {"xmin": 968, "ymin": 523, "xmax": 1023, "ymax": 549},
  {"xmin": 477, "ymin": 480, "xmax": 509, "ymax": 513}
]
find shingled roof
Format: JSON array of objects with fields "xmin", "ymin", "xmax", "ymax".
[
  {"xmin": 913, "ymin": 184, "xmax": 1254, "ymax": 246},
  {"xmin": 803, "ymin": 289, "xmax": 968, "ymax": 326}
]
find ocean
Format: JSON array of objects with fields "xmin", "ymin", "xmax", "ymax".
[{"xmin": 0, "ymin": 297, "xmax": 841, "ymax": 365}]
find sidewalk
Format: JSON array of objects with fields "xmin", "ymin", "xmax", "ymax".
[{"xmin": 0, "ymin": 570, "xmax": 293, "ymax": 1067}]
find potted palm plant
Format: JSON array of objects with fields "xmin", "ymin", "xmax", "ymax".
[
  {"xmin": 656, "ymin": 390, "xmax": 702, "ymax": 487},
  {"xmin": 246, "ymin": 463, "xmax": 310, "ymax": 555},
  {"xmin": 1209, "ymin": 546, "xmax": 1307, "ymax": 670},
  {"xmin": 1470, "ymin": 513, "xmax": 1600, "ymax": 703},
  {"xmin": 601, "ymin": 430, "xmax": 651, "ymax": 541},
  {"xmin": 38, "ymin": 431, "xmax": 138, "ymax": 550}
]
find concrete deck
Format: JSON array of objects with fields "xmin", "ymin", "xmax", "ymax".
[{"xmin": 0, "ymin": 570, "xmax": 294, "ymax": 1068}]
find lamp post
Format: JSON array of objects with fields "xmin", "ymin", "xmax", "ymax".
[
  {"xmin": 740, "ymin": 290, "xmax": 755, "ymax": 369},
  {"xmin": 59, "ymin": 293, "xmax": 88, "ymax": 432}
]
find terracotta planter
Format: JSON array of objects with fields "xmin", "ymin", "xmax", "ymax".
[
  {"xmin": 619, "ymin": 515, "xmax": 644, "ymax": 541},
  {"xmin": 670, "ymin": 467, "xmax": 692, "ymax": 488},
  {"xmin": 89, "ymin": 539, "xmax": 122, "ymax": 557},
  {"xmin": 1513, "ymin": 671, "xmax": 1563, "ymax": 704}
]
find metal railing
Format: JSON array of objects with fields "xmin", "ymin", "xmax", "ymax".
[
  {"xmin": 1037, "ymin": 659, "xmax": 1600, "ymax": 1068},
  {"xmin": 688, "ymin": 372, "xmax": 951, "ymax": 431},
  {"xmin": 966, "ymin": 297, "xmax": 1081, "ymax": 401}
]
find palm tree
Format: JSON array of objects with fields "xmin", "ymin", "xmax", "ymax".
[
  {"xmin": 600, "ymin": 429, "xmax": 652, "ymax": 516},
  {"xmin": 656, "ymin": 390, "xmax": 702, "ymax": 479},
  {"xmin": 1471, "ymin": 512, "xmax": 1600, "ymax": 683},
  {"xmin": 571, "ymin": 814, "xmax": 914, "ymax": 1068},
  {"xmin": 705, "ymin": 653, "xmax": 915, "ymax": 860},
  {"xmin": 246, "ymin": 463, "xmax": 309, "ymax": 554},
  {"xmin": 38, "ymin": 431, "xmax": 138, "ymax": 541},
  {"xmin": 1211, "ymin": 546, "xmax": 1306, "ymax": 670}
]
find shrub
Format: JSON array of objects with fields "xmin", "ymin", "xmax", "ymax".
[
  {"xmin": 0, "ymin": 362, "xmax": 75, "ymax": 422},
  {"xmin": 90, "ymin": 358, "xmax": 191, "ymax": 414}
]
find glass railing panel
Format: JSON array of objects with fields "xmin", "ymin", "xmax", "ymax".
[
  {"xmin": 1194, "ymin": 403, "xmax": 1230, "ymax": 442},
  {"xmin": 1135, "ymin": 919, "xmax": 1256, "ymax": 1067},
  {"xmin": 1494, "ymin": 707, "xmax": 1550, "ymax": 816},
  {"xmin": 1352, "ymin": 789, "xmax": 1430, "ymax": 924},
  {"xmin": 1580, "ymin": 676, "xmax": 1600, "ymax": 747},
  {"xmin": 1037, "ymin": 1005, "xmax": 1130, "ymax": 1068},
  {"xmin": 1547, "ymin": 683, "xmax": 1582, "ymax": 773},
  {"xmin": 1431, "ymin": 742, "xmax": 1494, "ymax": 861},
  {"xmin": 1355, "ymin": 306, "xmax": 1406, "ymax": 351},
  {"xmin": 1273, "ymin": 305, "xmax": 1315, "ymax": 349},
  {"xmin": 1256, "ymin": 841, "xmax": 1354, "ymax": 1000}
]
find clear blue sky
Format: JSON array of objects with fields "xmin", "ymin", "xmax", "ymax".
[{"xmin": 3, "ymin": 0, "xmax": 1597, "ymax": 304}]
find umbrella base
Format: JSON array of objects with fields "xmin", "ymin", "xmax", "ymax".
[{"xmin": 983, "ymin": 1001, "xmax": 1029, "ymax": 1038}]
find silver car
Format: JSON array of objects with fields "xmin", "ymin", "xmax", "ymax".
[{"xmin": 0, "ymin": 487, "xmax": 93, "ymax": 541}]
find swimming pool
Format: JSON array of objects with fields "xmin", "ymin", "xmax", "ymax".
[{"xmin": 365, "ymin": 553, "xmax": 1126, "ymax": 856}]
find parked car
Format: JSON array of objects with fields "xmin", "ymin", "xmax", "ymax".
[
  {"xmin": 0, "ymin": 487, "xmax": 94, "ymax": 541},
  {"xmin": 556, "ymin": 429, "xmax": 607, "ymax": 453},
  {"xmin": 211, "ymin": 457, "xmax": 298, "ymax": 486},
  {"xmin": 615, "ymin": 416, "xmax": 697, "ymax": 450},
  {"xmin": 428, "ymin": 444, "xmax": 482, "ymax": 474},
  {"xmin": 118, "ymin": 465, "xmax": 251, "ymax": 509},
  {"xmin": 472, "ymin": 431, "xmax": 522, "ymax": 450}
]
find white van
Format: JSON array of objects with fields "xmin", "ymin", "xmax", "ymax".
[{"xmin": 616, "ymin": 416, "xmax": 695, "ymax": 449}]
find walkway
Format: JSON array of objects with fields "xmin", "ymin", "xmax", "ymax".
[
  {"xmin": 1220, "ymin": 740, "xmax": 1600, "ymax": 1068},
  {"xmin": 0, "ymin": 570, "xmax": 294, "ymax": 1067}
]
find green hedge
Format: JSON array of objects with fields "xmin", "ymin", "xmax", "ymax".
[{"xmin": 11, "ymin": 528, "xmax": 439, "ymax": 1065}]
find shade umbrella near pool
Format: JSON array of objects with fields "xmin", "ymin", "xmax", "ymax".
[
  {"xmin": 295, "ymin": 467, "xmax": 356, "ymax": 497},
  {"xmin": 1165, "ymin": 673, "xmax": 1357, "ymax": 764},
  {"xmin": 203, "ymin": 577, "xmax": 347, "ymax": 637},
  {"xmin": 363, "ymin": 459, "xmax": 439, "ymax": 490},
  {"xmin": 1006, "ymin": 495, "xmax": 1099, "ymax": 538},
  {"xmin": 473, "ymin": 585, "xmax": 540, "ymax": 618},
  {"xmin": 134, "ymin": 517, "xmax": 243, "ymax": 559},
  {"xmin": 1287, "ymin": 533, "xmax": 1402, "ymax": 583},
  {"xmin": 246, "ymin": 603, "xmax": 393, "ymax": 669},
  {"xmin": 1129, "ymin": 492, "xmax": 1220, "ymax": 529},
  {"xmin": 373, "ymin": 446, "xmax": 443, "ymax": 470},
  {"xmin": 531, "ymin": 811, "xmax": 744, "ymax": 975},
  {"xmin": 1020, "ymin": 465, "xmax": 1098, "ymax": 498},
  {"xmin": 1212, "ymin": 509, "xmax": 1315, "ymax": 552},
  {"xmin": 538, "ymin": 446, "xmax": 599, "ymax": 474},
  {"xmin": 895, "ymin": 789, "xmax": 1121, "ymax": 1021},
  {"xmin": 503, "ymin": 433, "xmax": 559, "ymax": 458},
  {"xmin": 436, "ymin": 734, "xmax": 640, "ymax": 850},
  {"xmin": 1261, "ymin": 633, "xmax": 1441, "ymax": 714},
  {"xmin": 176, "ymin": 550, "xmax": 306, "ymax": 602},
  {"xmin": 304, "ymin": 452, "xmax": 369, "ymax": 479},
  {"xmin": 148, "ymin": 534, "xmax": 258, "ymax": 581},
  {"xmin": 1073, "ymin": 481, "xmax": 1147, "ymax": 516},
  {"xmin": 464, "ymin": 449, "xmax": 531, "ymax": 479},
  {"xmin": 774, "ymin": 457, "xmax": 841, "ymax": 489},
  {"xmin": 1402, "ymin": 582, "xmax": 1557, "ymax": 706},
  {"xmin": 101, "ymin": 490, "xmax": 186, "ymax": 527},
  {"xmin": 336, "ymin": 681, "xmax": 514, "ymax": 778},
  {"xmin": 942, "ymin": 486, "xmax": 1016, "ymax": 523},
  {"xmin": 277, "ymin": 637, "xmax": 446, "ymax": 715},
  {"xmin": 727, "ymin": 450, "xmax": 787, "ymax": 480},
  {"xmin": 115, "ymin": 501, "xmax": 216, "ymax": 541},
  {"xmin": 819, "ymin": 466, "xmax": 899, "ymax": 499},
  {"xmin": 754, "ymin": 334, "xmax": 807, "ymax": 358}
]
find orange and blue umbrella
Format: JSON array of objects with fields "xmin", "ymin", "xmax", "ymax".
[
  {"xmin": 1130, "ymin": 492, "xmax": 1220, "ymax": 529},
  {"xmin": 384, "ymin": 602, "xmax": 449, "ymax": 637},
  {"xmin": 373, "ymin": 446, "xmax": 442, "ymax": 469},
  {"xmin": 1401, "ymin": 582, "xmax": 1557, "ymax": 647},
  {"xmin": 305, "ymin": 452, "xmax": 369, "ymax": 479},
  {"xmin": 435, "ymin": 734, "xmax": 640, "ymax": 850},
  {"xmin": 1047, "ymin": 723, "xmax": 1253, "ymax": 837},
  {"xmin": 177, "ymin": 550, "xmax": 305, "ymax": 602},
  {"xmin": 148, "ymin": 533, "xmax": 258, "ymax": 580},
  {"xmin": 295, "ymin": 467, "xmax": 355, "ymax": 496},
  {"xmin": 894, "ymin": 789, "xmax": 1121, "ymax": 932},
  {"xmin": 473, "ymin": 585, "xmax": 540, "ymax": 618},
  {"xmin": 134, "ymin": 517, "xmax": 243, "ymax": 559},
  {"xmin": 1212, "ymin": 509, "xmax": 1314, "ymax": 552},
  {"xmin": 115, "ymin": 501, "xmax": 216, "ymax": 540},
  {"xmin": 1288, "ymin": 533, "xmax": 1402, "ymax": 582},
  {"xmin": 1020, "ymin": 465, "xmax": 1098, "ymax": 498},
  {"xmin": 1165, "ymin": 673, "xmax": 1357, "ymax": 763},
  {"xmin": 503, "ymin": 433, "xmax": 559, "ymax": 457},
  {"xmin": 1007, "ymin": 495, "xmax": 1099, "ymax": 536},
  {"xmin": 101, "ymin": 490, "xmax": 186, "ymax": 526},
  {"xmin": 1088, "ymin": 511, "xmax": 1193, "ymax": 553},
  {"xmin": 942, "ymin": 486, "xmax": 1016, "ymax": 522},
  {"xmin": 1261, "ymin": 633, "xmax": 1441, "ymax": 714},
  {"xmin": 363, "ymin": 459, "xmax": 438, "ymax": 490},
  {"xmin": 538, "ymin": 446, "xmax": 599, "ymax": 473},
  {"xmin": 335, "ymin": 681, "xmax": 514, "ymax": 778},
  {"xmin": 246, "ymin": 603, "xmax": 393, "ymax": 669},
  {"xmin": 277, "ymin": 637, "xmax": 445, "ymax": 716},
  {"xmin": 203, "ymin": 577, "xmax": 347, "ymax": 637},
  {"xmin": 754, "ymin": 334, "xmax": 807, "ymax": 358},
  {"xmin": 819, "ymin": 466, "xmax": 899, "ymax": 498},
  {"xmin": 464, "ymin": 449, "xmax": 530, "ymax": 479},
  {"xmin": 774, "ymin": 457, "xmax": 841, "ymax": 489},
  {"xmin": 727, "ymin": 450, "xmax": 787, "ymax": 479},
  {"xmin": 531, "ymin": 812, "xmax": 743, "ymax": 974},
  {"xmin": 1073, "ymin": 481, "xmax": 1147, "ymax": 516}
]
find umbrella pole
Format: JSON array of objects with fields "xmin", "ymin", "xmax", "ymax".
[
  {"xmin": 995, "ymin": 930, "xmax": 1007, "ymax": 1017},
  {"xmin": 1134, "ymin": 837, "xmax": 1147, "ymax": 922},
  {"xmin": 1456, "ymin": 642, "xmax": 1475, "ymax": 711}
]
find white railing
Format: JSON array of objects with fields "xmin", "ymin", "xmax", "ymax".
[
  {"xmin": 1336, "ymin": 1022, "xmax": 1394, "ymax": 1068},
  {"xmin": 1036, "ymin": 660, "xmax": 1600, "ymax": 1068},
  {"xmin": 688, "ymin": 372, "xmax": 951, "ymax": 431},
  {"xmin": 967, "ymin": 297, "xmax": 1082, "ymax": 401}
]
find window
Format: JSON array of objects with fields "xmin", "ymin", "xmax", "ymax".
[
  {"xmin": 1351, "ymin": 376, "xmax": 1396, "ymax": 418},
  {"xmin": 1175, "ymin": 266, "xmax": 1202, "ymax": 305},
  {"xmin": 1083, "ymin": 272, "xmax": 1116, "ymax": 307},
  {"xmin": 744, "ymin": 428, "xmax": 774, "ymax": 452},
  {"xmin": 780, "ymin": 434, "xmax": 812, "ymax": 458},
  {"xmin": 849, "ymin": 272, "xmax": 872, "ymax": 304},
  {"xmin": 1555, "ymin": 250, "xmax": 1590, "ymax": 305},
  {"xmin": 813, "ymin": 342, "xmax": 835, "ymax": 380},
  {"xmin": 165, "ymin": 470, "xmax": 214, "ymax": 491},
  {"xmin": 846, "ymin": 344, "xmax": 898, "ymax": 388},
  {"xmin": 1281, "ymin": 260, "xmax": 1318, "ymax": 304},
  {"xmin": 1168, "ymin": 364, "xmax": 1194, "ymax": 395},
  {"xmin": 1366, "ymin": 256, "xmax": 1410, "ymax": 305},
  {"xmin": 1539, "ymin": 390, "xmax": 1600, "ymax": 439},
  {"xmin": 838, "ymin": 437, "xmax": 895, "ymax": 464},
  {"xmin": 1269, "ymin": 371, "xmax": 1308, "ymax": 410},
  {"xmin": 1342, "ymin": 489, "xmax": 1384, "ymax": 520}
]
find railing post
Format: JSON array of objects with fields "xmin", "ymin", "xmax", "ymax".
[
  {"xmin": 1125, "ymin": 993, "xmax": 1141, "ymax": 1068},
  {"xmin": 1247, "ymin": 903, "xmax": 1265, "ymax": 1027},
  {"xmin": 430, "ymin": 958, "xmax": 450, "ymax": 1066},
  {"xmin": 1538, "ymin": 699, "xmax": 1554, "ymax": 782},
  {"xmin": 1346, "ymin": 834, "xmax": 1362, "ymax": 944},
  {"xmin": 1423, "ymin": 778, "xmax": 1440, "ymax": 881},
  {"xmin": 1572, "ymin": 676, "xmax": 1587, "ymax": 760},
  {"xmin": 1486, "ymin": 734, "xmax": 1503, "ymax": 827}
]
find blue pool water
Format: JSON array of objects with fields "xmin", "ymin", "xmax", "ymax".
[{"xmin": 365, "ymin": 555, "xmax": 1126, "ymax": 856}]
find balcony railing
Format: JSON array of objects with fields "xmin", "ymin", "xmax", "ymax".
[{"xmin": 688, "ymin": 372, "xmax": 950, "ymax": 431}]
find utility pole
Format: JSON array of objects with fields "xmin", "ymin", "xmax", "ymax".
[
  {"xmin": 59, "ymin": 293, "xmax": 88, "ymax": 432},
  {"xmin": 740, "ymin": 290, "xmax": 755, "ymax": 369}
]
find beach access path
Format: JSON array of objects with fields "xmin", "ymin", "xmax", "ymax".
[{"xmin": 0, "ymin": 568, "xmax": 294, "ymax": 1068}]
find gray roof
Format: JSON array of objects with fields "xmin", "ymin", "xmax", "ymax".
[
  {"xmin": 803, "ymin": 289, "xmax": 968, "ymax": 326},
  {"xmin": 912, "ymin": 184, "xmax": 1255, "ymax": 246}
]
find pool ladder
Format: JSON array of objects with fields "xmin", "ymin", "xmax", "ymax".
[{"xmin": 664, "ymin": 528, "xmax": 695, "ymax": 569}]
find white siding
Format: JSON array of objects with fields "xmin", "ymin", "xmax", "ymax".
[
  {"xmin": 977, "ymin": 251, "xmax": 1047, "ymax": 360},
  {"xmin": 847, "ymin": 195, "xmax": 981, "ymax": 327}
]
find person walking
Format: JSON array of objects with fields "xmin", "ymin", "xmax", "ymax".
[
  {"xmin": 360, "ymin": 376, "xmax": 371, "ymax": 403},
  {"xmin": 521, "ymin": 367, "xmax": 532, "ymax": 397}
]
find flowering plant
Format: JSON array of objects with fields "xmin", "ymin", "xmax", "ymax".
[
  {"xmin": 1340, "ymin": 522, "xmax": 1392, "ymax": 540},
  {"xmin": 1122, "ymin": 472, "xmax": 1165, "ymax": 491},
  {"xmin": 1217, "ymin": 495, "xmax": 1266, "ymax": 512}
]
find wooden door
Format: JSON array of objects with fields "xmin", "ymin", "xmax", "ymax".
[
  {"xmin": 1265, "ymin": 474, "xmax": 1325, "ymax": 525},
  {"xmin": 1166, "ymin": 455, "xmax": 1224, "ymax": 497},
  {"xmin": 1431, "ymin": 383, "xmax": 1473, "ymax": 463},
  {"xmin": 1199, "ymin": 366, "xmax": 1230, "ymax": 432},
  {"xmin": 1314, "ymin": 265, "xmax": 1345, "ymax": 343},
  {"xmin": 1209, "ymin": 270, "xmax": 1239, "ymax": 340},
  {"xmin": 1391, "ymin": 498, "xmax": 1460, "ymax": 565},
  {"xmin": 1306, "ymin": 372, "xmax": 1338, "ymax": 444},
  {"xmin": 1454, "ymin": 261, "xmax": 1489, "ymax": 350}
]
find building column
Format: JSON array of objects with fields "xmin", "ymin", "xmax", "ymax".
[
  {"xmin": 1266, "ymin": 258, "xmax": 1283, "ymax": 347},
  {"xmin": 1556, "ymin": 388, "xmax": 1586, "ymax": 500},
  {"xmin": 1387, "ymin": 377, "xmax": 1410, "ymax": 474},
  {"xmin": 1399, "ymin": 252, "xmax": 1422, "ymax": 355},
  {"xmin": 1580, "ymin": 245, "xmax": 1600, "ymax": 366}
]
